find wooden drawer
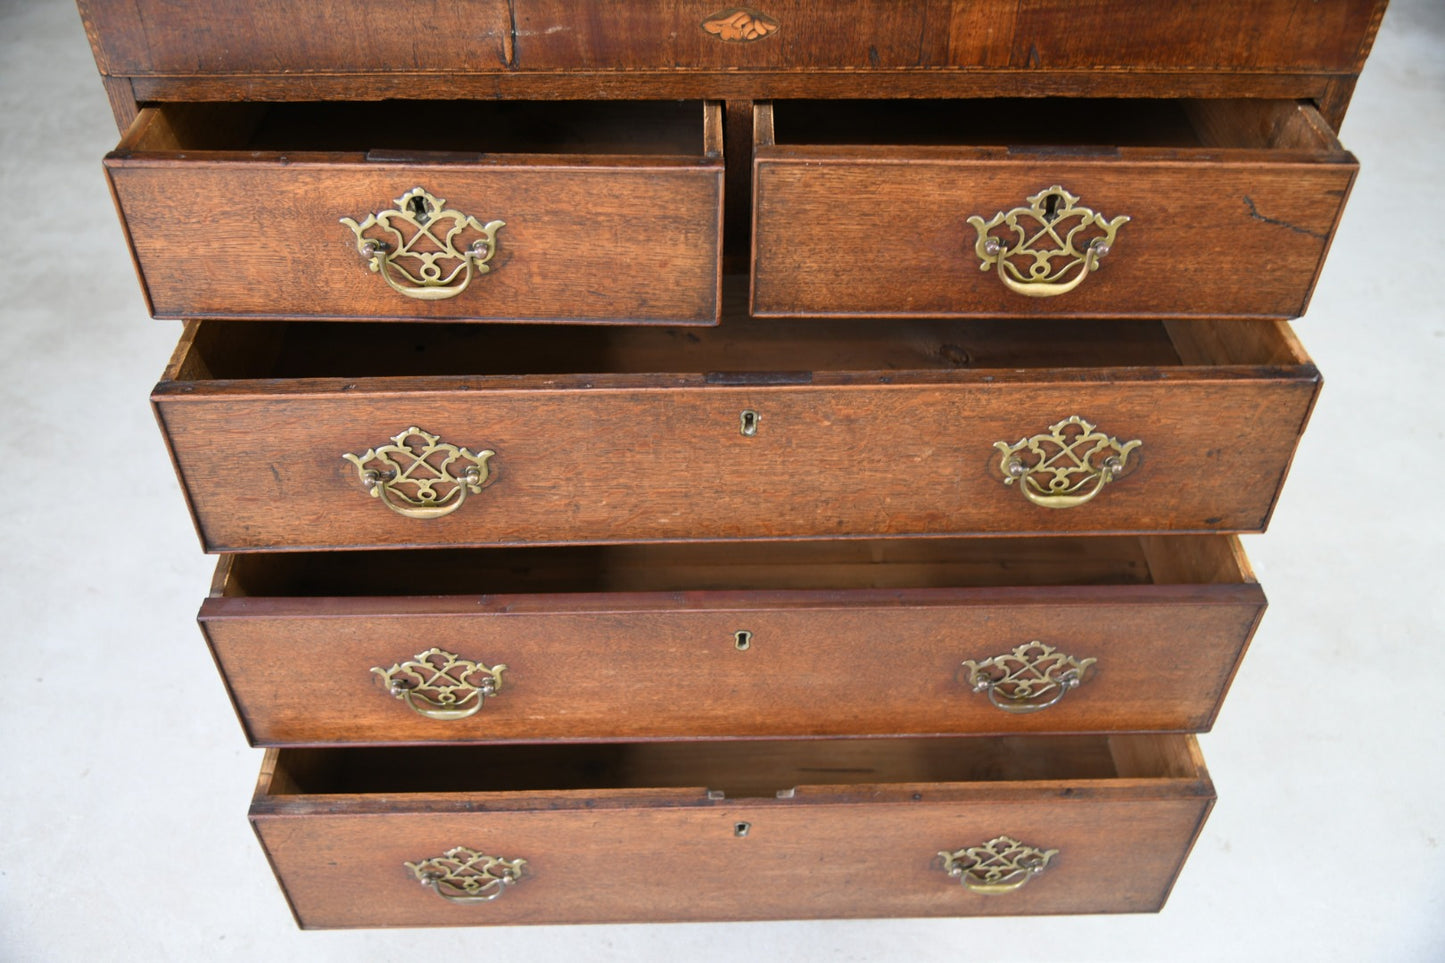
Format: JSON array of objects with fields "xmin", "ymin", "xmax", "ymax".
[
  {"xmin": 154, "ymin": 316, "xmax": 1319, "ymax": 552},
  {"xmin": 205, "ymin": 536, "xmax": 1263, "ymax": 745},
  {"xmin": 104, "ymin": 101, "xmax": 724, "ymax": 324},
  {"xmin": 752, "ymin": 99, "xmax": 1357, "ymax": 320},
  {"xmin": 251, "ymin": 733, "xmax": 1214, "ymax": 927}
]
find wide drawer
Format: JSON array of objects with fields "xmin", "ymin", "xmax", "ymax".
[
  {"xmin": 154, "ymin": 316, "xmax": 1320, "ymax": 551},
  {"xmin": 105, "ymin": 101, "xmax": 724, "ymax": 324},
  {"xmin": 251, "ymin": 734, "xmax": 1214, "ymax": 927},
  {"xmin": 152, "ymin": 316, "xmax": 1317, "ymax": 546},
  {"xmin": 752, "ymin": 99, "xmax": 1357, "ymax": 320},
  {"xmin": 204, "ymin": 536, "xmax": 1264, "ymax": 745}
]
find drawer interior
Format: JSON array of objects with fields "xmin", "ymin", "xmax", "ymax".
[
  {"xmin": 760, "ymin": 98, "xmax": 1343, "ymax": 154},
  {"xmin": 118, "ymin": 100, "xmax": 719, "ymax": 157},
  {"xmin": 216, "ymin": 535, "xmax": 1252, "ymax": 598},
  {"xmin": 167, "ymin": 317, "xmax": 1310, "ymax": 381},
  {"xmin": 263, "ymin": 734, "xmax": 1204, "ymax": 799}
]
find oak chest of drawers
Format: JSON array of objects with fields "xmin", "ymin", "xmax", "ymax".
[{"xmin": 79, "ymin": 0, "xmax": 1387, "ymax": 928}]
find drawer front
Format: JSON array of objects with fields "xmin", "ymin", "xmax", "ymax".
[
  {"xmin": 753, "ymin": 111, "xmax": 1356, "ymax": 320},
  {"xmin": 250, "ymin": 737, "xmax": 1214, "ymax": 927},
  {"xmin": 256, "ymin": 799, "xmax": 1210, "ymax": 927},
  {"xmin": 105, "ymin": 111, "xmax": 724, "ymax": 324},
  {"xmin": 154, "ymin": 323, "xmax": 1319, "ymax": 551},
  {"xmin": 82, "ymin": 0, "xmax": 1385, "ymax": 77},
  {"xmin": 204, "ymin": 582, "xmax": 1265, "ymax": 745}
]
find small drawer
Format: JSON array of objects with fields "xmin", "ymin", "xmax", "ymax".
[
  {"xmin": 105, "ymin": 101, "xmax": 724, "ymax": 324},
  {"xmin": 752, "ymin": 99, "xmax": 1357, "ymax": 320},
  {"xmin": 250, "ymin": 733, "xmax": 1215, "ymax": 927},
  {"xmin": 153, "ymin": 315, "xmax": 1320, "ymax": 551},
  {"xmin": 204, "ymin": 536, "xmax": 1263, "ymax": 745}
]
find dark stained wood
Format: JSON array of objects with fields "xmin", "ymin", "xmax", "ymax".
[
  {"xmin": 98, "ymin": 76, "xmax": 137, "ymax": 133},
  {"xmin": 77, "ymin": 0, "xmax": 1385, "ymax": 79},
  {"xmin": 249, "ymin": 734, "xmax": 1214, "ymax": 926},
  {"xmin": 752, "ymin": 99, "xmax": 1357, "ymax": 320},
  {"xmin": 76, "ymin": 0, "xmax": 514, "ymax": 74},
  {"xmin": 106, "ymin": 102, "xmax": 724, "ymax": 324},
  {"xmin": 202, "ymin": 535, "xmax": 1265, "ymax": 745},
  {"xmin": 152, "ymin": 316, "xmax": 1320, "ymax": 552},
  {"xmin": 128, "ymin": 70, "xmax": 1344, "ymax": 111}
]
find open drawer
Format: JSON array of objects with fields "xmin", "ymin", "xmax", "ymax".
[
  {"xmin": 251, "ymin": 734, "xmax": 1215, "ymax": 927},
  {"xmin": 105, "ymin": 101, "xmax": 724, "ymax": 324},
  {"xmin": 154, "ymin": 315, "xmax": 1319, "ymax": 551},
  {"xmin": 204, "ymin": 536, "xmax": 1264, "ymax": 745},
  {"xmin": 752, "ymin": 99, "xmax": 1357, "ymax": 320}
]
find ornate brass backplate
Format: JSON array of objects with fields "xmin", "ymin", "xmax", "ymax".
[
  {"xmin": 341, "ymin": 187, "xmax": 504, "ymax": 301},
  {"xmin": 967, "ymin": 186, "xmax": 1128, "ymax": 297},
  {"xmin": 994, "ymin": 416, "xmax": 1141, "ymax": 509},
  {"xmin": 960, "ymin": 641, "xmax": 1096, "ymax": 714},
  {"xmin": 343, "ymin": 427, "xmax": 495, "ymax": 519},
  {"xmin": 406, "ymin": 846, "xmax": 526, "ymax": 903},
  {"xmin": 939, "ymin": 836, "xmax": 1059, "ymax": 895},
  {"xmin": 701, "ymin": 7, "xmax": 780, "ymax": 42},
  {"xmin": 372, "ymin": 648, "xmax": 507, "ymax": 721}
]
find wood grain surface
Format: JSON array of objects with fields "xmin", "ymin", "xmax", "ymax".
[
  {"xmin": 249, "ymin": 734, "xmax": 1213, "ymax": 926},
  {"xmin": 753, "ymin": 100, "xmax": 1356, "ymax": 320},
  {"xmin": 77, "ymin": 0, "xmax": 1388, "ymax": 132},
  {"xmin": 78, "ymin": 0, "xmax": 1385, "ymax": 76},
  {"xmin": 106, "ymin": 103, "xmax": 724, "ymax": 324},
  {"xmin": 201, "ymin": 535, "xmax": 1265, "ymax": 744},
  {"xmin": 152, "ymin": 317, "xmax": 1320, "ymax": 552}
]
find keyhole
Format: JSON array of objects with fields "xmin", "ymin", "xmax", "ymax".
[
  {"xmin": 1043, "ymin": 193, "xmax": 1062, "ymax": 221},
  {"xmin": 740, "ymin": 409, "xmax": 759, "ymax": 437},
  {"xmin": 734, "ymin": 822, "xmax": 751, "ymax": 837},
  {"xmin": 734, "ymin": 630, "xmax": 752, "ymax": 651},
  {"xmin": 407, "ymin": 194, "xmax": 429, "ymax": 222}
]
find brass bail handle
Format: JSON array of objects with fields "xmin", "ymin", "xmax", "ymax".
[
  {"xmin": 406, "ymin": 847, "xmax": 526, "ymax": 903},
  {"xmin": 939, "ymin": 837, "xmax": 1058, "ymax": 895},
  {"xmin": 994, "ymin": 416, "xmax": 1141, "ymax": 510},
  {"xmin": 343, "ymin": 427, "xmax": 495, "ymax": 520},
  {"xmin": 341, "ymin": 187, "xmax": 504, "ymax": 302},
  {"xmin": 372, "ymin": 648, "xmax": 507, "ymax": 721},
  {"xmin": 960, "ymin": 642, "xmax": 1096, "ymax": 715},
  {"xmin": 968, "ymin": 185, "xmax": 1128, "ymax": 298}
]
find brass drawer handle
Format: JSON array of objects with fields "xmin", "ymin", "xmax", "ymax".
[
  {"xmin": 994, "ymin": 416, "xmax": 1141, "ymax": 509},
  {"xmin": 372, "ymin": 648, "xmax": 507, "ymax": 721},
  {"xmin": 342, "ymin": 187, "xmax": 504, "ymax": 301},
  {"xmin": 960, "ymin": 641, "xmax": 1096, "ymax": 714},
  {"xmin": 967, "ymin": 186, "xmax": 1128, "ymax": 297},
  {"xmin": 343, "ymin": 427, "xmax": 495, "ymax": 519},
  {"xmin": 940, "ymin": 836, "xmax": 1058, "ymax": 895},
  {"xmin": 407, "ymin": 846, "xmax": 526, "ymax": 903}
]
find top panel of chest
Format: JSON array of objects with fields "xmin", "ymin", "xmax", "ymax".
[{"xmin": 79, "ymin": 1, "xmax": 1386, "ymax": 123}]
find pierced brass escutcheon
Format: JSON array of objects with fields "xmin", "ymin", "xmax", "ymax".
[
  {"xmin": 960, "ymin": 641, "xmax": 1096, "ymax": 714},
  {"xmin": 967, "ymin": 186, "xmax": 1128, "ymax": 297},
  {"xmin": 940, "ymin": 836, "xmax": 1058, "ymax": 895},
  {"xmin": 701, "ymin": 7, "xmax": 780, "ymax": 42},
  {"xmin": 994, "ymin": 416, "xmax": 1141, "ymax": 509},
  {"xmin": 343, "ymin": 427, "xmax": 495, "ymax": 519},
  {"xmin": 341, "ymin": 187, "xmax": 504, "ymax": 301},
  {"xmin": 372, "ymin": 648, "xmax": 507, "ymax": 721},
  {"xmin": 406, "ymin": 846, "xmax": 526, "ymax": 903}
]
